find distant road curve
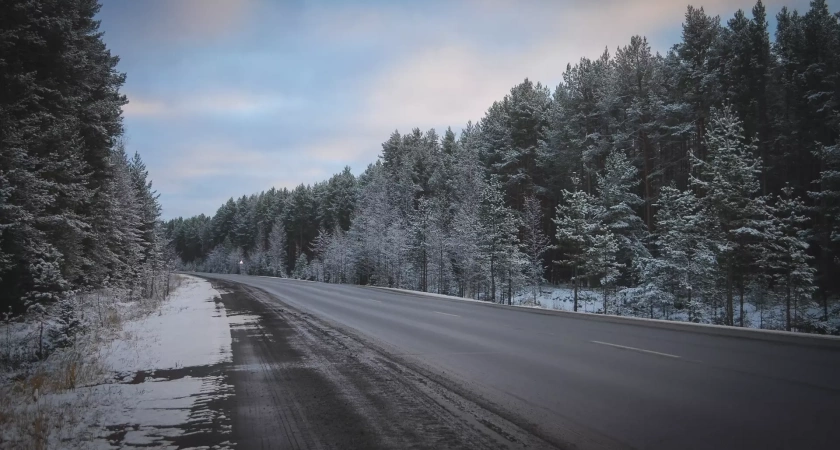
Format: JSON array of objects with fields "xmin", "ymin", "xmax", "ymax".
[{"xmin": 193, "ymin": 272, "xmax": 840, "ymax": 450}]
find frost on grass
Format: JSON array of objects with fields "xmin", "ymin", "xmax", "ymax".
[{"xmin": 0, "ymin": 275, "xmax": 235, "ymax": 449}]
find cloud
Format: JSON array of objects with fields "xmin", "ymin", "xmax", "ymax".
[
  {"xmin": 123, "ymin": 92, "xmax": 301, "ymax": 118},
  {"xmin": 355, "ymin": 0, "xmax": 804, "ymax": 136},
  {"xmin": 107, "ymin": 0, "xmax": 822, "ymax": 219},
  {"xmin": 125, "ymin": 0, "xmax": 256, "ymax": 42}
]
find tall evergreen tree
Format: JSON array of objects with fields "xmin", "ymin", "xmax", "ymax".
[
  {"xmin": 521, "ymin": 195, "xmax": 551, "ymax": 303},
  {"xmin": 692, "ymin": 106, "xmax": 769, "ymax": 326},
  {"xmin": 553, "ymin": 175, "xmax": 605, "ymax": 312}
]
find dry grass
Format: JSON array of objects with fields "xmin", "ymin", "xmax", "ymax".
[{"xmin": 0, "ymin": 273, "xmax": 179, "ymax": 449}]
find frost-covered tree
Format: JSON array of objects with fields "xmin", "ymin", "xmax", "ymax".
[
  {"xmin": 479, "ymin": 178, "xmax": 521, "ymax": 304},
  {"xmin": 447, "ymin": 123, "xmax": 488, "ymax": 299},
  {"xmin": 692, "ymin": 105, "xmax": 769, "ymax": 326},
  {"xmin": 49, "ymin": 296, "xmax": 85, "ymax": 349},
  {"xmin": 160, "ymin": 1, "xmax": 840, "ymax": 333},
  {"xmin": 811, "ymin": 140, "xmax": 840, "ymax": 317},
  {"xmin": 408, "ymin": 197, "xmax": 433, "ymax": 292},
  {"xmin": 643, "ymin": 185, "xmax": 718, "ymax": 321},
  {"xmin": 765, "ymin": 185, "xmax": 817, "ymax": 330},
  {"xmin": 586, "ymin": 229, "xmax": 622, "ymax": 314},
  {"xmin": 553, "ymin": 175, "xmax": 605, "ymax": 311},
  {"xmin": 596, "ymin": 149, "xmax": 650, "ymax": 284},
  {"xmin": 292, "ymin": 252, "xmax": 310, "ymax": 280},
  {"xmin": 267, "ymin": 222, "xmax": 288, "ymax": 277},
  {"xmin": 521, "ymin": 195, "xmax": 551, "ymax": 303},
  {"xmin": 0, "ymin": 0, "xmax": 158, "ymax": 312}
]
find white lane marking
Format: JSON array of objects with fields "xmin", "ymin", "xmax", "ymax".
[
  {"xmin": 591, "ymin": 341, "xmax": 681, "ymax": 359},
  {"xmin": 434, "ymin": 311, "xmax": 460, "ymax": 317}
]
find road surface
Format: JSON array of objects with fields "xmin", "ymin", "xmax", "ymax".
[{"xmin": 197, "ymin": 273, "xmax": 840, "ymax": 450}]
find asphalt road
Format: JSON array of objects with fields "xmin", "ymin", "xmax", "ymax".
[{"xmin": 196, "ymin": 273, "xmax": 840, "ymax": 450}]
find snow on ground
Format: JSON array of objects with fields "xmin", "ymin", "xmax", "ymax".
[
  {"xmin": 80, "ymin": 275, "xmax": 235, "ymax": 448},
  {"xmin": 103, "ymin": 276, "xmax": 231, "ymax": 376},
  {"xmin": 0, "ymin": 275, "xmax": 237, "ymax": 449}
]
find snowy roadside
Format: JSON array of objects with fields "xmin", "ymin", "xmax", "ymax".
[
  {"xmin": 0, "ymin": 275, "xmax": 236, "ymax": 449},
  {"xmin": 371, "ymin": 284, "xmax": 840, "ymax": 333}
]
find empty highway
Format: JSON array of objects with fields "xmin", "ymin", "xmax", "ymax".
[{"xmin": 196, "ymin": 273, "xmax": 840, "ymax": 450}]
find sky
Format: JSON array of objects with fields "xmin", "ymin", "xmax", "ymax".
[{"xmin": 96, "ymin": 0, "xmax": 832, "ymax": 219}]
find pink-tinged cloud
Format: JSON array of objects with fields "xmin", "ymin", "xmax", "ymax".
[
  {"xmin": 119, "ymin": 0, "xmax": 256, "ymax": 42},
  {"xmin": 122, "ymin": 92, "xmax": 302, "ymax": 118},
  {"xmin": 151, "ymin": 140, "xmax": 331, "ymax": 194},
  {"xmin": 355, "ymin": 0, "xmax": 802, "ymax": 137}
]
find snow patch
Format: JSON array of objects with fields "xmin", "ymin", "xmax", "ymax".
[
  {"xmin": 85, "ymin": 275, "xmax": 235, "ymax": 447},
  {"xmin": 103, "ymin": 276, "xmax": 232, "ymax": 375}
]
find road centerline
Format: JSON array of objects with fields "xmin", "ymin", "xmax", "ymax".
[
  {"xmin": 591, "ymin": 340, "xmax": 681, "ymax": 359},
  {"xmin": 434, "ymin": 311, "xmax": 460, "ymax": 317}
]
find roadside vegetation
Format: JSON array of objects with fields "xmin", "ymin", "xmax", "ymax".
[{"xmin": 0, "ymin": 275, "xmax": 177, "ymax": 449}]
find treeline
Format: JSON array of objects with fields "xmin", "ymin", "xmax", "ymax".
[
  {"xmin": 166, "ymin": 1, "xmax": 840, "ymax": 333},
  {"xmin": 0, "ymin": 0, "xmax": 166, "ymax": 314}
]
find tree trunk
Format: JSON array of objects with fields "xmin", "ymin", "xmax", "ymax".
[
  {"xmin": 823, "ymin": 290, "xmax": 829, "ymax": 323},
  {"xmin": 687, "ymin": 281, "xmax": 693, "ymax": 322},
  {"xmin": 786, "ymin": 275, "xmax": 792, "ymax": 332},
  {"xmin": 38, "ymin": 321, "xmax": 44, "ymax": 360},
  {"xmin": 650, "ymin": 295, "xmax": 654, "ymax": 319},
  {"xmin": 507, "ymin": 267, "xmax": 512, "ymax": 306},
  {"xmin": 490, "ymin": 255, "xmax": 496, "ymax": 303},
  {"xmin": 603, "ymin": 287, "xmax": 608, "ymax": 315},
  {"xmin": 439, "ymin": 245, "xmax": 444, "ymax": 294},
  {"xmin": 739, "ymin": 283, "xmax": 745, "ymax": 328},
  {"xmin": 641, "ymin": 131, "xmax": 654, "ymax": 231},
  {"xmin": 726, "ymin": 267, "xmax": 734, "ymax": 326},
  {"xmin": 573, "ymin": 264, "xmax": 579, "ymax": 312}
]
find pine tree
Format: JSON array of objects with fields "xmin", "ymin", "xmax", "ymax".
[
  {"xmin": 553, "ymin": 175, "xmax": 605, "ymax": 312},
  {"xmin": 521, "ymin": 195, "xmax": 551, "ymax": 303},
  {"xmin": 408, "ymin": 197, "xmax": 433, "ymax": 292},
  {"xmin": 765, "ymin": 184, "xmax": 817, "ymax": 330},
  {"xmin": 479, "ymin": 178, "xmax": 521, "ymax": 304},
  {"xmin": 644, "ymin": 185, "xmax": 718, "ymax": 321},
  {"xmin": 613, "ymin": 35, "xmax": 664, "ymax": 228},
  {"xmin": 586, "ymin": 229, "xmax": 622, "ymax": 314},
  {"xmin": 49, "ymin": 296, "xmax": 84, "ymax": 349},
  {"xmin": 267, "ymin": 221, "xmax": 288, "ymax": 277},
  {"xmin": 675, "ymin": 5, "xmax": 722, "ymax": 144},
  {"xmin": 692, "ymin": 105, "xmax": 769, "ymax": 326},
  {"xmin": 596, "ymin": 149, "xmax": 650, "ymax": 285},
  {"xmin": 0, "ymin": 0, "xmax": 154, "ymax": 311}
]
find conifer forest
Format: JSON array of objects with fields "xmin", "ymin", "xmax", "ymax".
[
  {"xmin": 166, "ymin": 1, "xmax": 840, "ymax": 333},
  {"xmin": 0, "ymin": 0, "xmax": 168, "ymax": 315},
  {"xmin": 2, "ymin": 1, "xmax": 839, "ymax": 335}
]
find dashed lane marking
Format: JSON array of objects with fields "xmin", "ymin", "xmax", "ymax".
[{"xmin": 591, "ymin": 341, "xmax": 681, "ymax": 359}]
